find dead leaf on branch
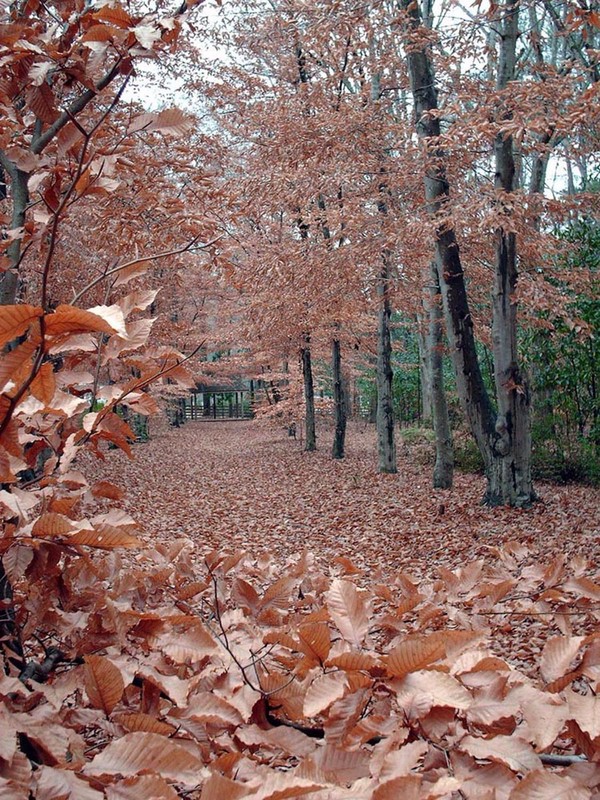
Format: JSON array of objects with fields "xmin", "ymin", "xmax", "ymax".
[
  {"xmin": 0, "ymin": 305, "xmax": 43, "ymax": 348},
  {"xmin": 67, "ymin": 526, "xmax": 144, "ymax": 549},
  {"xmin": 325, "ymin": 579, "xmax": 371, "ymax": 648},
  {"xmin": 44, "ymin": 305, "xmax": 125, "ymax": 338}
]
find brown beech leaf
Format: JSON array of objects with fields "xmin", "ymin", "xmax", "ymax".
[
  {"xmin": 460, "ymin": 735, "xmax": 542, "ymax": 773},
  {"xmin": 112, "ymin": 712, "xmax": 177, "ymax": 736},
  {"xmin": 540, "ymin": 636, "xmax": 585, "ymax": 683},
  {"xmin": 250, "ymin": 773, "xmax": 324, "ymax": 800},
  {"xmin": 0, "ymin": 446, "xmax": 15, "ymax": 483},
  {"xmin": 564, "ymin": 577, "xmax": 600, "ymax": 601},
  {"xmin": 34, "ymin": 765, "xmax": 103, "ymax": 800},
  {"xmin": 96, "ymin": 413, "xmax": 135, "ymax": 457},
  {"xmin": 378, "ymin": 740, "xmax": 429, "ymax": 782},
  {"xmin": 509, "ymin": 769, "xmax": 590, "ymax": 800},
  {"xmin": 385, "ymin": 634, "xmax": 446, "ymax": 677},
  {"xmin": 0, "ymin": 305, "xmax": 42, "ymax": 348},
  {"xmin": 29, "ymin": 363, "xmax": 56, "ymax": 406},
  {"xmin": 261, "ymin": 576, "xmax": 296, "ymax": 610},
  {"xmin": 565, "ymin": 688, "xmax": 600, "ymax": 739},
  {"xmin": 0, "ymin": 706, "xmax": 19, "ymax": 763},
  {"xmin": 117, "ymin": 288, "xmax": 160, "ymax": 317},
  {"xmin": 303, "ymin": 672, "xmax": 347, "ymax": 718},
  {"xmin": 91, "ymin": 4, "xmax": 133, "ymax": 27},
  {"xmin": 177, "ymin": 580, "xmax": 208, "ymax": 601},
  {"xmin": 68, "ymin": 526, "xmax": 144, "ymax": 549},
  {"xmin": 2, "ymin": 544, "xmax": 34, "ymax": 582},
  {"xmin": 232, "ymin": 577, "xmax": 261, "ymax": 612},
  {"xmin": 238, "ymin": 724, "xmax": 318, "ymax": 758},
  {"xmin": 112, "ymin": 260, "xmax": 152, "ymax": 288},
  {"xmin": 32, "ymin": 512, "xmax": 74, "ymax": 538},
  {"xmin": 44, "ymin": 306, "xmax": 122, "ymax": 337},
  {"xmin": 373, "ymin": 775, "xmax": 422, "ymax": 800},
  {"xmin": 325, "ymin": 651, "xmax": 378, "ymax": 671},
  {"xmin": 325, "ymin": 579, "xmax": 370, "ymax": 648},
  {"xmin": 179, "ymin": 691, "xmax": 243, "ymax": 727},
  {"xmin": 311, "ymin": 743, "xmax": 371, "ymax": 783},
  {"xmin": 0, "ymin": 775, "xmax": 31, "ymax": 800},
  {"xmin": 105, "ymin": 775, "xmax": 179, "ymax": 800},
  {"xmin": 84, "ymin": 655, "xmax": 125, "ymax": 714},
  {"xmin": 91, "ymin": 480, "xmax": 125, "ymax": 500},
  {"xmin": 397, "ymin": 671, "xmax": 472, "ymax": 711},
  {"xmin": 136, "ymin": 667, "xmax": 191, "ymax": 708},
  {"xmin": 26, "ymin": 84, "xmax": 58, "ymax": 123},
  {"xmin": 83, "ymin": 732, "xmax": 202, "ymax": 783},
  {"xmin": 149, "ymin": 623, "xmax": 218, "ymax": 664},
  {"xmin": 146, "ymin": 108, "xmax": 194, "ymax": 137},
  {"xmin": 519, "ymin": 693, "xmax": 568, "ymax": 751},
  {"xmin": 103, "ymin": 319, "xmax": 155, "ymax": 361},
  {"xmin": 0, "ymin": 338, "xmax": 37, "ymax": 393},
  {"xmin": 200, "ymin": 772, "xmax": 250, "ymax": 800},
  {"xmin": 298, "ymin": 622, "xmax": 331, "ymax": 663},
  {"xmin": 47, "ymin": 496, "xmax": 79, "ymax": 516},
  {"xmin": 81, "ymin": 23, "xmax": 120, "ymax": 43}
]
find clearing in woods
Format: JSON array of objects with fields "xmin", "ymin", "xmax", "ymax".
[
  {"xmin": 83, "ymin": 420, "xmax": 600, "ymax": 703},
  {"xmin": 86, "ymin": 419, "xmax": 599, "ymax": 578}
]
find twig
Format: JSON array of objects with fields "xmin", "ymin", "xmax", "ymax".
[
  {"xmin": 205, "ymin": 561, "xmax": 259, "ymax": 692},
  {"xmin": 72, "ymin": 235, "xmax": 223, "ymax": 305},
  {"xmin": 19, "ymin": 646, "xmax": 65, "ymax": 683},
  {"xmin": 540, "ymin": 753, "xmax": 587, "ymax": 766}
]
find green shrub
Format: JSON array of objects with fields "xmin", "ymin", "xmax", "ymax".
[{"xmin": 454, "ymin": 436, "xmax": 485, "ymax": 475}]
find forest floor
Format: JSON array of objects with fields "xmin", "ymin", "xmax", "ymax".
[{"xmin": 85, "ymin": 418, "xmax": 600, "ymax": 582}]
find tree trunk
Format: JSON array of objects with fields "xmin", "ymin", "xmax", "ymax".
[
  {"xmin": 301, "ymin": 334, "xmax": 316, "ymax": 451},
  {"xmin": 331, "ymin": 338, "xmax": 347, "ymax": 459},
  {"xmin": 417, "ymin": 316, "xmax": 433, "ymax": 425},
  {"xmin": 315, "ymin": 195, "xmax": 347, "ymax": 459},
  {"xmin": 490, "ymin": 0, "xmax": 534, "ymax": 507},
  {"xmin": 426, "ymin": 263, "xmax": 453, "ymax": 489},
  {"xmin": 371, "ymin": 73, "xmax": 397, "ymax": 474},
  {"xmin": 401, "ymin": 0, "xmax": 534, "ymax": 506},
  {"xmin": 0, "ymin": 157, "xmax": 28, "ymax": 306},
  {"xmin": 376, "ymin": 260, "xmax": 397, "ymax": 473}
]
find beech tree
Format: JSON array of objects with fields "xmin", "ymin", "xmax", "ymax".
[{"xmin": 397, "ymin": 0, "xmax": 599, "ymax": 505}]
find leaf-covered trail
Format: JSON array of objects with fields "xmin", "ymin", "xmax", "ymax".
[{"xmin": 86, "ymin": 420, "xmax": 600, "ymax": 579}]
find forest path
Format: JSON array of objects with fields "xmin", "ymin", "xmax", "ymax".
[{"xmin": 84, "ymin": 420, "xmax": 599, "ymax": 579}]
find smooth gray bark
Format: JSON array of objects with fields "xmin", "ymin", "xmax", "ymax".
[
  {"xmin": 426, "ymin": 264, "xmax": 453, "ymax": 489},
  {"xmin": 417, "ymin": 316, "xmax": 433, "ymax": 425},
  {"xmin": 401, "ymin": 0, "xmax": 534, "ymax": 506},
  {"xmin": 371, "ymin": 73, "xmax": 397, "ymax": 474},
  {"xmin": 490, "ymin": 0, "xmax": 534, "ymax": 507}
]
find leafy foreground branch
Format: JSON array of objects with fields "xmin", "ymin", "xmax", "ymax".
[{"xmin": 1, "ymin": 532, "xmax": 599, "ymax": 798}]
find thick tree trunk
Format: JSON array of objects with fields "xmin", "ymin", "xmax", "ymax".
[
  {"xmin": 371, "ymin": 74, "xmax": 397, "ymax": 474},
  {"xmin": 301, "ymin": 334, "xmax": 316, "ymax": 451},
  {"xmin": 376, "ymin": 260, "xmax": 397, "ymax": 473},
  {"xmin": 331, "ymin": 338, "xmax": 347, "ymax": 459},
  {"xmin": 426, "ymin": 264, "xmax": 454, "ymax": 489},
  {"xmin": 488, "ymin": 0, "xmax": 534, "ymax": 507},
  {"xmin": 401, "ymin": 0, "xmax": 534, "ymax": 506}
]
